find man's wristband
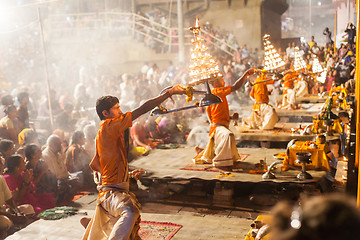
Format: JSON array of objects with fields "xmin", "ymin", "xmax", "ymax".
[{"xmin": 165, "ymin": 90, "xmax": 171, "ymax": 98}]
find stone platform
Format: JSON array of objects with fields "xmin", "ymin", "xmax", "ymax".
[{"xmin": 5, "ymin": 146, "xmax": 347, "ymax": 240}]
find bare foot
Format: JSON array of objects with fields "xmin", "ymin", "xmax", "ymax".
[{"xmin": 80, "ymin": 217, "xmax": 91, "ymax": 229}]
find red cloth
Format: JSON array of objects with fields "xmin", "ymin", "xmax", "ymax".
[{"xmin": 4, "ymin": 173, "xmax": 55, "ymax": 215}]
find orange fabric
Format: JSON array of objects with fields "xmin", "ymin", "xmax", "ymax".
[
  {"xmin": 329, "ymin": 85, "xmax": 348, "ymax": 96},
  {"xmin": 252, "ymin": 103, "xmax": 261, "ymax": 111},
  {"xmin": 283, "ymin": 72, "xmax": 298, "ymax": 89},
  {"xmin": 207, "ymin": 86, "xmax": 231, "ymax": 135},
  {"xmin": 250, "ymin": 77, "xmax": 273, "ymax": 104},
  {"xmin": 95, "ymin": 112, "xmax": 132, "ymax": 186},
  {"xmin": 282, "ymin": 141, "xmax": 330, "ymax": 171}
]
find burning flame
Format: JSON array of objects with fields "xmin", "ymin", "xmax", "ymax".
[{"xmin": 195, "ymin": 17, "xmax": 199, "ymax": 27}]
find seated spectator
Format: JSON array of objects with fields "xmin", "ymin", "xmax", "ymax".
[
  {"xmin": 15, "ymin": 146, "xmax": 25, "ymax": 159},
  {"xmin": 271, "ymin": 193, "xmax": 360, "ymax": 240},
  {"xmin": 52, "ymin": 129, "xmax": 69, "ymax": 152},
  {"xmin": 130, "ymin": 116, "xmax": 157, "ymax": 151},
  {"xmin": 0, "ymin": 105, "xmax": 19, "ymax": 144},
  {"xmin": 18, "ymin": 128, "xmax": 39, "ymax": 147},
  {"xmin": 0, "ymin": 169, "xmax": 32, "ymax": 239},
  {"xmin": 145, "ymin": 117, "xmax": 163, "ymax": 142},
  {"xmin": 42, "ymin": 135, "xmax": 78, "ymax": 203},
  {"xmin": 65, "ymin": 131, "xmax": 92, "ymax": 188},
  {"xmin": 25, "ymin": 144, "xmax": 57, "ymax": 196},
  {"xmin": 0, "ymin": 139, "xmax": 16, "ymax": 167},
  {"xmin": 55, "ymin": 103, "xmax": 76, "ymax": 133},
  {"xmin": 0, "ymin": 95, "xmax": 14, "ymax": 120},
  {"xmin": 16, "ymin": 92, "xmax": 30, "ymax": 131},
  {"xmin": 3, "ymin": 155, "xmax": 55, "ymax": 215},
  {"xmin": 83, "ymin": 124, "xmax": 97, "ymax": 159},
  {"xmin": 157, "ymin": 116, "xmax": 185, "ymax": 144}
]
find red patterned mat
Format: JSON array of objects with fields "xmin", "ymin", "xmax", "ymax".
[
  {"xmin": 180, "ymin": 153, "xmax": 249, "ymax": 172},
  {"xmin": 139, "ymin": 221, "xmax": 182, "ymax": 240}
]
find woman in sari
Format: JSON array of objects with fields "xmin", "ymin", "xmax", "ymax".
[{"xmin": 3, "ymin": 155, "xmax": 55, "ymax": 215}]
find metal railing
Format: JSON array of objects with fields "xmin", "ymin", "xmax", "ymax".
[{"xmin": 45, "ymin": 11, "xmax": 235, "ymax": 57}]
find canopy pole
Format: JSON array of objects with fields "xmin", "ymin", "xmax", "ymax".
[{"xmin": 38, "ymin": 8, "xmax": 54, "ymax": 129}]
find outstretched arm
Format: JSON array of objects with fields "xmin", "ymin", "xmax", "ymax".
[
  {"xmin": 131, "ymin": 85, "xmax": 185, "ymax": 121},
  {"xmin": 231, "ymin": 68, "xmax": 256, "ymax": 92}
]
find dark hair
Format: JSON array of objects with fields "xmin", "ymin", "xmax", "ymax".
[
  {"xmin": 70, "ymin": 131, "xmax": 85, "ymax": 145},
  {"xmin": 96, "ymin": 96, "xmax": 119, "ymax": 120},
  {"xmin": 1, "ymin": 95, "xmax": 13, "ymax": 106},
  {"xmin": 17, "ymin": 92, "xmax": 29, "ymax": 102},
  {"xmin": 24, "ymin": 144, "xmax": 40, "ymax": 160},
  {"xmin": 271, "ymin": 194, "xmax": 360, "ymax": 240},
  {"xmin": 4, "ymin": 154, "xmax": 23, "ymax": 174},
  {"xmin": 4, "ymin": 105, "xmax": 16, "ymax": 115},
  {"xmin": 0, "ymin": 139, "xmax": 14, "ymax": 153}
]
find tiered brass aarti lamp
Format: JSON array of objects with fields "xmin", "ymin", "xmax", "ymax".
[
  {"xmin": 293, "ymin": 47, "xmax": 306, "ymax": 72},
  {"xmin": 263, "ymin": 34, "xmax": 285, "ymax": 71},
  {"xmin": 151, "ymin": 18, "xmax": 222, "ymax": 115}
]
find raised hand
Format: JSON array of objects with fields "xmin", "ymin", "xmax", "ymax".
[
  {"xmin": 246, "ymin": 68, "xmax": 257, "ymax": 75},
  {"xmin": 23, "ymin": 169, "xmax": 33, "ymax": 184},
  {"xmin": 168, "ymin": 85, "xmax": 186, "ymax": 96}
]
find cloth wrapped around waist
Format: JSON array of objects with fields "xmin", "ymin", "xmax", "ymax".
[
  {"xmin": 97, "ymin": 182, "xmax": 130, "ymax": 205},
  {"xmin": 210, "ymin": 123, "xmax": 229, "ymax": 136}
]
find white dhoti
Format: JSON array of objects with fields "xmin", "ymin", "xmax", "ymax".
[
  {"xmin": 294, "ymin": 81, "xmax": 309, "ymax": 97},
  {"xmin": 195, "ymin": 126, "xmax": 240, "ymax": 168},
  {"xmin": 282, "ymin": 88, "xmax": 296, "ymax": 109},
  {"xmin": 249, "ymin": 103, "xmax": 278, "ymax": 130},
  {"xmin": 82, "ymin": 184, "xmax": 141, "ymax": 240}
]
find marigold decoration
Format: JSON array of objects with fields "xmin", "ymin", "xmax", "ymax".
[
  {"xmin": 188, "ymin": 17, "xmax": 222, "ymax": 86},
  {"xmin": 312, "ymin": 55, "xmax": 323, "ymax": 74},
  {"xmin": 185, "ymin": 86, "xmax": 194, "ymax": 102},
  {"xmin": 293, "ymin": 47, "xmax": 306, "ymax": 71},
  {"xmin": 263, "ymin": 34, "xmax": 285, "ymax": 71}
]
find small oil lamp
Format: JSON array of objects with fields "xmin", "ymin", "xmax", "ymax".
[{"xmin": 295, "ymin": 152, "xmax": 313, "ymax": 180}]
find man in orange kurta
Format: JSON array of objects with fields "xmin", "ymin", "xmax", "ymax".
[
  {"xmin": 82, "ymin": 86, "xmax": 185, "ymax": 240},
  {"xmin": 194, "ymin": 69, "xmax": 256, "ymax": 169},
  {"xmin": 281, "ymin": 70, "xmax": 299, "ymax": 110},
  {"xmin": 248, "ymin": 72, "xmax": 278, "ymax": 130}
]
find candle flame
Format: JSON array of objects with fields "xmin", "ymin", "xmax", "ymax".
[{"xmin": 195, "ymin": 17, "xmax": 199, "ymax": 27}]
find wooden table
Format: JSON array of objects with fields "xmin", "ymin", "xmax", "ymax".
[{"xmin": 232, "ymin": 123, "xmax": 339, "ymax": 143}]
